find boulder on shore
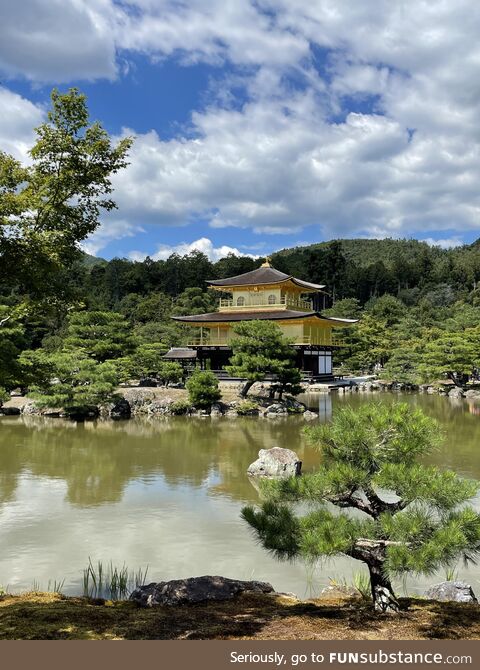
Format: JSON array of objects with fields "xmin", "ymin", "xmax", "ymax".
[
  {"xmin": 448, "ymin": 387, "xmax": 465, "ymax": 398},
  {"xmin": 129, "ymin": 575, "xmax": 274, "ymax": 607},
  {"xmin": 247, "ymin": 447, "xmax": 302, "ymax": 477},
  {"xmin": 110, "ymin": 398, "xmax": 131, "ymax": 420},
  {"xmin": 264, "ymin": 403, "xmax": 288, "ymax": 416},
  {"xmin": 424, "ymin": 581, "xmax": 477, "ymax": 603}
]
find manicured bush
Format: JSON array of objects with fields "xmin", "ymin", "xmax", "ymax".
[
  {"xmin": 169, "ymin": 400, "xmax": 192, "ymax": 415},
  {"xmin": 186, "ymin": 370, "xmax": 221, "ymax": 409}
]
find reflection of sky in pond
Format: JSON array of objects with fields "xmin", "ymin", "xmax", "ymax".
[{"xmin": 1, "ymin": 394, "xmax": 480, "ymax": 597}]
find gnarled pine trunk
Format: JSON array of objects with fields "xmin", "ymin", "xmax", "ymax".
[
  {"xmin": 239, "ymin": 380, "xmax": 254, "ymax": 398},
  {"xmin": 368, "ymin": 563, "xmax": 399, "ymax": 613}
]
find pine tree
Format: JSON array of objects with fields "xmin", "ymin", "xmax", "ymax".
[
  {"xmin": 20, "ymin": 350, "xmax": 118, "ymax": 417},
  {"xmin": 64, "ymin": 311, "xmax": 137, "ymax": 362},
  {"xmin": 420, "ymin": 330, "xmax": 480, "ymax": 386},
  {"xmin": 226, "ymin": 321, "xmax": 302, "ymax": 398},
  {"xmin": 242, "ymin": 403, "xmax": 480, "ymax": 613}
]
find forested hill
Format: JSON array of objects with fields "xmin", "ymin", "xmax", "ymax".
[
  {"xmin": 2, "ymin": 236, "xmax": 480, "ymax": 390},
  {"xmin": 76, "ymin": 236, "xmax": 480, "ymax": 309},
  {"xmin": 276, "ymin": 238, "xmax": 445, "ymax": 267},
  {"xmin": 271, "ymin": 237, "xmax": 480, "ymax": 303}
]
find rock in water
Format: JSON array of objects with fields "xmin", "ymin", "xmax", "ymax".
[
  {"xmin": 247, "ymin": 447, "xmax": 302, "ymax": 477},
  {"xmin": 448, "ymin": 387, "xmax": 465, "ymax": 398},
  {"xmin": 110, "ymin": 398, "xmax": 131, "ymax": 420},
  {"xmin": 129, "ymin": 575, "xmax": 274, "ymax": 607},
  {"xmin": 425, "ymin": 581, "xmax": 477, "ymax": 603}
]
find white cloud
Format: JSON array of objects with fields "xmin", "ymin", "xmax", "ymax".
[
  {"xmin": 0, "ymin": 87, "xmax": 44, "ymax": 161},
  {"xmin": 81, "ymin": 220, "xmax": 145, "ymax": 256},
  {"xmin": 2, "ymin": 1, "xmax": 480, "ymax": 243},
  {"xmin": 129, "ymin": 237, "xmax": 256, "ymax": 262},
  {"xmin": 111, "ymin": 93, "xmax": 480, "ymax": 239},
  {"xmin": 0, "ymin": 0, "xmax": 116, "ymax": 82},
  {"xmin": 421, "ymin": 237, "xmax": 465, "ymax": 250}
]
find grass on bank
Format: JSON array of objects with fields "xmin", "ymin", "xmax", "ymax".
[{"xmin": 0, "ymin": 591, "xmax": 479, "ymax": 640}]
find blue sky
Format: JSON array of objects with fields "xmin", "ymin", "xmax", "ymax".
[{"xmin": 1, "ymin": 1, "xmax": 480, "ymax": 260}]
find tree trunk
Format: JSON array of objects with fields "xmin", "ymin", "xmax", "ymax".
[
  {"xmin": 368, "ymin": 563, "xmax": 399, "ymax": 613},
  {"xmin": 239, "ymin": 380, "xmax": 254, "ymax": 398}
]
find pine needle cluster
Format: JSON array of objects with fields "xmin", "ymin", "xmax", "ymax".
[{"xmin": 242, "ymin": 403, "xmax": 480, "ymax": 612}]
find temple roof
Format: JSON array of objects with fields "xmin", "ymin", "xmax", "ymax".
[
  {"xmin": 206, "ymin": 263, "xmax": 326, "ymax": 291},
  {"xmin": 163, "ymin": 347, "xmax": 197, "ymax": 359},
  {"xmin": 173, "ymin": 310, "xmax": 357, "ymax": 324}
]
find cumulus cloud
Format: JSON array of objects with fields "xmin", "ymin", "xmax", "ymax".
[
  {"xmin": 111, "ymin": 93, "xmax": 480, "ymax": 239},
  {"xmin": 129, "ymin": 237, "xmax": 255, "ymax": 262},
  {"xmin": 2, "ymin": 0, "xmax": 480, "ymax": 245},
  {"xmin": 0, "ymin": 0, "xmax": 117, "ymax": 82},
  {"xmin": 421, "ymin": 237, "xmax": 465, "ymax": 250},
  {"xmin": 0, "ymin": 87, "xmax": 44, "ymax": 161},
  {"xmin": 81, "ymin": 220, "xmax": 145, "ymax": 257}
]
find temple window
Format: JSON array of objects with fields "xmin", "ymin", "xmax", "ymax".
[
  {"xmin": 237, "ymin": 296, "xmax": 245, "ymax": 306},
  {"xmin": 268, "ymin": 294, "xmax": 277, "ymax": 304}
]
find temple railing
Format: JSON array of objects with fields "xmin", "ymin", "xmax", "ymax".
[
  {"xmin": 186, "ymin": 334, "xmax": 344, "ymax": 346},
  {"xmin": 218, "ymin": 296, "xmax": 312, "ymax": 311}
]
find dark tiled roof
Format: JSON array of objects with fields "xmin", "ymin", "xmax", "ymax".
[
  {"xmin": 207, "ymin": 266, "xmax": 325, "ymax": 290},
  {"xmin": 163, "ymin": 348, "xmax": 197, "ymax": 359},
  {"xmin": 174, "ymin": 310, "xmax": 320, "ymax": 323}
]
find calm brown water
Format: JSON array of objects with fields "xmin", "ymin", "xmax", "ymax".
[{"xmin": 1, "ymin": 393, "xmax": 479, "ymax": 597}]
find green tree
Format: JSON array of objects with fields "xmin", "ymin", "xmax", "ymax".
[
  {"xmin": 0, "ymin": 305, "xmax": 26, "ymax": 390},
  {"xmin": 172, "ymin": 287, "xmax": 217, "ymax": 316},
  {"xmin": 128, "ymin": 343, "xmax": 169, "ymax": 379},
  {"xmin": 242, "ymin": 403, "xmax": 480, "ymax": 613},
  {"xmin": 119, "ymin": 292, "xmax": 172, "ymax": 324},
  {"xmin": 157, "ymin": 361, "xmax": 183, "ymax": 387},
  {"xmin": 186, "ymin": 370, "xmax": 221, "ymax": 409},
  {"xmin": 420, "ymin": 330, "xmax": 480, "ymax": 386},
  {"xmin": 0, "ymin": 88, "xmax": 132, "ymax": 300},
  {"xmin": 64, "ymin": 311, "xmax": 137, "ymax": 362},
  {"xmin": 226, "ymin": 321, "xmax": 301, "ymax": 397},
  {"xmin": 382, "ymin": 345, "xmax": 423, "ymax": 385},
  {"xmin": 21, "ymin": 350, "xmax": 118, "ymax": 417}
]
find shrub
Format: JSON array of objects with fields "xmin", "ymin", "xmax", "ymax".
[
  {"xmin": 236, "ymin": 399, "xmax": 259, "ymax": 415},
  {"xmin": 169, "ymin": 400, "xmax": 192, "ymax": 415},
  {"xmin": 157, "ymin": 361, "xmax": 183, "ymax": 386},
  {"xmin": 186, "ymin": 370, "xmax": 221, "ymax": 409}
]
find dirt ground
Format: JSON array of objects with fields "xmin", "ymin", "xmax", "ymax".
[{"xmin": 1, "ymin": 592, "xmax": 479, "ymax": 640}]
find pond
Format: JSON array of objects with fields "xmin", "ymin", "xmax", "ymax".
[{"xmin": 1, "ymin": 393, "xmax": 480, "ymax": 598}]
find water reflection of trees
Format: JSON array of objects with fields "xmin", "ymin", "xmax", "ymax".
[
  {"xmin": 2, "ymin": 394, "xmax": 477, "ymax": 511},
  {"xmin": 0, "ymin": 417, "xmax": 312, "ymax": 508}
]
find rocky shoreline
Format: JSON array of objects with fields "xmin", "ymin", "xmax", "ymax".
[
  {"xmin": 0, "ymin": 383, "xmax": 319, "ymax": 421},
  {"xmin": 2, "ymin": 378, "xmax": 480, "ymax": 420}
]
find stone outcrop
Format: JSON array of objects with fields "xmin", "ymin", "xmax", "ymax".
[
  {"xmin": 129, "ymin": 575, "xmax": 274, "ymax": 607},
  {"xmin": 448, "ymin": 387, "xmax": 465, "ymax": 398},
  {"xmin": 302, "ymin": 410, "xmax": 318, "ymax": 420},
  {"xmin": 264, "ymin": 403, "xmax": 288, "ymax": 417},
  {"xmin": 465, "ymin": 389, "xmax": 480, "ymax": 400},
  {"xmin": 424, "ymin": 581, "xmax": 477, "ymax": 603},
  {"xmin": 110, "ymin": 398, "xmax": 131, "ymax": 420},
  {"xmin": 247, "ymin": 447, "xmax": 302, "ymax": 477},
  {"xmin": 0, "ymin": 405, "xmax": 21, "ymax": 415}
]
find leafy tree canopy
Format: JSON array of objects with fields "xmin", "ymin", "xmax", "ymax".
[{"xmin": 0, "ymin": 88, "xmax": 132, "ymax": 300}]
